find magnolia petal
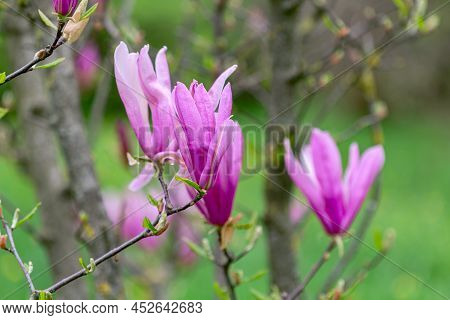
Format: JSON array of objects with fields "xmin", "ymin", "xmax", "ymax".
[
  {"xmin": 209, "ymin": 65, "xmax": 237, "ymax": 111},
  {"xmin": 138, "ymin": 45, "xmax": 174, "ymax": 153},
  {"xmin": 114, "ymin": 42, "xmax": 153, "ymax": 156},
  {"xmin": 128, "ymin": 163, "xmax": 155, "ymax": 191},
  {"xmin": 201, "ymin": 122, "xmax": 243, "ymax": 225},
  {"xmin": 310, "ymin": 129, "xmax": 345, "ymax": 223},
  {"xmin": 216, "ymin": 83, "xmax": 233, "ymax": 127},
  {"xmin": 155, "ymin": 46, "xmax": 171, "ymax": 90},
  {"xmin": 192, "ymin": 83, "xmax": 215, "ymax": 146},
  {"xmin": 342, "ymin": 145, "xmax": 385, "ymax": 230},
  {"xmin": 284, "ymin": 139, "xmax": 333, "ymax": 232},
  {"xmin": 198, "ymin": 119, "xmax": 235, "ymax": 189}
]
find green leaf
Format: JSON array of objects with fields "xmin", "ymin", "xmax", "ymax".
[
  {"xmin": 142, "ymin": 216, "xmax": 157, "ymax": 234},
  {"xmin": 35, "ymin": 57, "xmax": 66, "ymax": 70},
  {"xmin": 88, "ymin": 258, "xmax": 96, "ymax": 273},
  {"xmin": 11, "ymin": 209, "xmax": 20, "ymax": 230},
  {"xmin": 393, "ymin": 0, "xmax": 409, "ymax": 19},
  {"xmin": 373, "ymin": 229, "xmax": 383, "ymax": 251},
  {"xmin": 183, "ymin": 239, "xmax": 207, "ymax": 259},
  {"xmin": 38, "ymin": 9, "xmax": 57, "ymax": 31},
  {"xmin": 146, "ymin": 194, "xmax": 159, "ymax": 207},
  {"xmin": 202, "ymin": 238, "xmax": 214, "ymax": 261},
  {"xmin": 15, "ymin": 203, "xmax": 40, "ymax": 229},
  {"xmin": 0, "ymin": 108, "xmax": 9, "ymax": 119},
  {"xmin": 0, "ymin": 72, "xmax": 6, "ymax": 84},
  {"xmin": 322, "ymin": 15, "xmax": 339, "ymax": 34},
  {"xmin": 244, "ymin": 270, "xmax": 267, "ymax": 284},
  {"xmin": 213, "ymin": 282, "xmax": 230, "ymax": 300},
  {"xmin": 38, "ymin": 291, "xmax": 53, "ymax": 300},
  {"xmin": 175, "ymin": 176, "xmax": 205, "ymax": 195},
  {"xmin": 235, "ymin": 223, "xmax": 253, "ymax": 230},
  {"xmin": 79, "ymin": 257, "xmax": 88, "ymax": 270},
  {"xmin": 81, "ymin": 3, "xmax": 98, "ymax": 20}
]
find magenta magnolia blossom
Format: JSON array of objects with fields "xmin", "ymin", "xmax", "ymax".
[
  {"xmin": 52, "ymin": 0, "xmax": 78, "ymax": 15},
  {"xmin": 173, "ymin": 67, "xmax": 243, "ymax": 225},
  {"xmin": 104, "ymin": 191, "xmax": 164, "ymax": 250},
  {"xmin": 114, "ymin": 42, "xmax": 177, "ymax": 191},
  {"xmin": 284, "ymin": 129, "xmax": 385, "ymax": 235},
  {"xmin": 75, "ymin": 42, "xmax": 100, "ymax": 90}
]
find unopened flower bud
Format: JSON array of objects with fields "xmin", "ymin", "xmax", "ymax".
[
  {"xmin": 62, "ymin": 0, "xmax": 89, "ymax": 44},
  {"xmin": 53, "ymin": 0, "xmax": 78, "ymax": 16},
  {"xmin": 0, "ymin": 235, "xmax": 8, "ymax": 250}
]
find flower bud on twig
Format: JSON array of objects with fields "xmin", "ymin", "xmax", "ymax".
[{"xmin": 52, "ymin": 0, "xmax": 78, "ymax": 16}]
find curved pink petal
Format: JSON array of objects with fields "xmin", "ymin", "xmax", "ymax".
[
  {"xmin": 200, "ymin": 122, "xmax": 242, "ymax": 225},
  {"xmin": 128, "ymin": 163, "xmax": 155, "ymax": 192},
  {"xmin": 173, "ymin": 83, "xmax": 206, "ymax": 180},
  {"xmin": 114, "ymin": 42, "xmax": 153, "ymax": 156},
  {"xmin": 192, "ymin": 83, "xmax": 215, "ymax": 146},
  {"xmin": 209, "ymin": 65, "xmax": 237, "ymax": 111},
  {"xmin": 342, "ymin": 145, "xmax": 385, "ymax": 230},
  {"xmin": 198, "ymin": 119, "xmax": 235, "ymax": 189},
  {"xmin": 155, "ymin": 46, "xmax": 171, "ymax": 90},
  {"xmin": 216, "ymin": 83, "xmax": 233, "ymax": 127},
  {"xmin": 138, "ymin": 45, "xmax": 174, "ymax": 153},
  {"xmin": 310, "ymin": 129, "xmax": 345, "ymax": 223},
  {"xmin": 284, "ymin": 139, "xmax": 336, "ymax": 232}
]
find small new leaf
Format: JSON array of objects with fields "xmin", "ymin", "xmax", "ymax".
[
  {"xmin": 183, "ymin": 238, "xmax": 207, "ymax": 259},
  {"xmin": 35, "ymin": 57, "xmax": 66, "ymax": 70},
  {"xmin": 11, "ymin": 209, "xmax": 20, "ymax": 230},
  {"xmin": 38, "ymin": 291, "xmax": 53, "ymax": 300},
  {"xmin": 79, "ymin": 257, "xmax": 88, "ymax": 271},
  {"xmin": 142, "ymin": 216, "xmax": 157, "ymax": 234},
  {"xmin": 213, "ymin": 282, "xmax": 230, "ymax": 300},
  {"xmin": 26, "ymin": 261, "xmax": 33, "ymax": 274},
  {"xmin": 0, "ymin": 108, "xmax": 9, "ymax": 119},
  {"xmin": 15, "ymin": 203, "xmax": 40, "ymax": 229},
  {"xmin": 202, "ymin": 238, "xmax": 214, "ymax": 261},
  {"xmin": 88, "ymin": 258, "xmax": 96, "ymax": 273},
  {"xmin": 81, "ymin": 3, "xmax": 98, "ymax": 20},
  {"xmin": 175, "ymin": 176, "xmax": 205, "ymax": 195},
  {"xmin": 79, "ymin": 257, "xmax": 95, "ymax": 274},
  {"xmin": 243, "ymin": 270, "xmax": 267, "ymax": 284},
  {"xmin": 147, "ymin": 194, "xmax": 159, "ymax": 208},
  {"xmin": 126, "ymin": 153, "xmax": 139, "ymax": 166},
  {"xmin": 38, "ymin": 9, "xmax": 58, "ymax": 30},
  {"xmin": 0, "ymin": 72, "xmax": 6, "ymax": 84}
]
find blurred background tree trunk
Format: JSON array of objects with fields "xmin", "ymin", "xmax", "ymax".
[
  {"xmin": 49, "ymin": 45, "xmax": 124, "ymax": 299},
  {"xmin": 3, "ymin": 5, "xmax": 87, "ymax": 300},
  {"xmin": 263, "ymin": 0, "xmax": 302, "ymax": 294}
]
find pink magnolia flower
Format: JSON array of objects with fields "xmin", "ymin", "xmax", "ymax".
[
  {"xmin": 104, "ymin": 191, "xmax": 164, "ymax": 250},
  {"xmin": 284, "ymin": 128, "xmax": 385, "ymax": 235},
  {"xmin": 75, "ymin": 42, "xmax": 100, "ymax": 90},
  {"xmin": 114, "ymin": 42, "xmax": 177, "ymax": 191},
  {"xmin": 53, "ymin": 0, "xmax": 78, "ymax": 16},
  {"xmin": 173, "ymin": 68, "xmax": 243, "ymax": 225}
]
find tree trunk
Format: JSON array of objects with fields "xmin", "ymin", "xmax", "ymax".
[
  {"xmin": 264, "ymin": 0, "xmax": 302, "ymax": 294},
  {"xmin": 3, "ymin": 8, "xmax": 87, "ymax": 300},
  {"xmin": 49, "ymin": 45, "xmax": 123, "ymax": 299}
]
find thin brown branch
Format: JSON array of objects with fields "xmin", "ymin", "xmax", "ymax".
[
  {"xmin": 285, "ymin": 239, "xmax": 336, "ymax": 300},
  {"xmin": 217, "ymin": 229, "xmax": 237, "ymax": 300},
  {"xmin": 0, "ymin": 208, "xmax": 36, "ymax": 294},
  {"xmin": 1, "ymin": 21, "xmax": 67, "ymax": 86},
  {"xmin": 46, "ymin": 229, "xmax": 153, "ymax": 294}
]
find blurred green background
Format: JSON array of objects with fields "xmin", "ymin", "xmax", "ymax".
[{"xmin": 0, "ymin": 0, "xmax": 449, "ymax": 299}]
